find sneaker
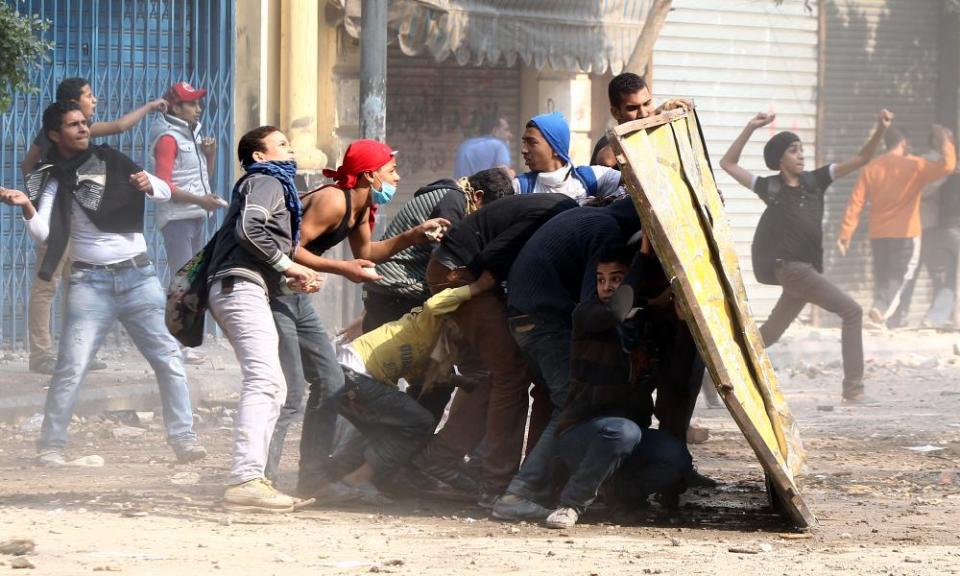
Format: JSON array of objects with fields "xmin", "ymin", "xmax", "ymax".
[
  {"xmin": 354, "ymin": 483, "xmax": 393, "ymax": 506},
  {"xmin": 841, "ymin": 393, "xmax": 880, "ymax": 406},
  {"xmin": 478, "ymin": 491, "xmax": 500, "ymax": 510},
  {"xmin": 491, "ymin": 493, "xmax": 551, "ymax": 521},
  {"xmin": 545, "ymin": 506, "xmax": 579, "ymax": 529},
  {"xmin": 309, "ymin": 481, "xmax": 364, "ymax": 505},
  {"xmin": 412, "ymin": 454, "xmax": 480, "ymax": 495},
  {"xmin": 223, "ymin": 478, "xmax": 296, "ymax": 513},
  {"xmin": 29, "ymin": 357, "xmax": 58, "ymax": 375},
  {"xmin": 172, "ymin": 440, "xmax": 207, "ymax": 463},
  {"xmin": 88, "ymin": 357, "xmax": 108, "ymax": 371},
  {"xmin": 183, "ymin": 348, "xmax": 207, "ymax": 365},
  {"xmin": 685, "ymin": 467, "xmax": 718, "ymax": 488},
  {"xmin": 37, "ymin": 450, "xmax": 69, "ymax": 466}
]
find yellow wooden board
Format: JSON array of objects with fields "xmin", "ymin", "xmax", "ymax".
[{"xmin": 607, "ymin": 108, "xmax": 815, "ymax": 528}]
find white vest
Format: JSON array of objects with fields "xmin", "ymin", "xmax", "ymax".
[{"xmin": 148, "ymin": 114, "xmax": 210, "ymax": 228}]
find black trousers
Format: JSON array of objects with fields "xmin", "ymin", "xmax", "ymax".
[
  {"xmin": 324, "ymin": 368, "xmax": 435, "ymax": 483},
  {"xmin": 871, "ymin": 237, "xmax": 921, "ymax": 328}
]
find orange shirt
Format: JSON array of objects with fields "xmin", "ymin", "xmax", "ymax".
[{"xmin": 839, "ymin": 141, "xmax": 956, "ymax": 240}]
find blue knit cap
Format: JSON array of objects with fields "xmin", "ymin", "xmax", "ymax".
[{"xmin": 529, "ymin": 112, "xmax": 571, "ymax": 165}]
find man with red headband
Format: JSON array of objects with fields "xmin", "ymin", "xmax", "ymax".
[{"xmin": 272, "ymin": 139, "xmax": 448, "ymax": 502}]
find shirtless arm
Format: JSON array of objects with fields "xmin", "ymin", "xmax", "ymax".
[{"xmin": 294, "ymin": 188, "xmax": 377, "ymax": 282}]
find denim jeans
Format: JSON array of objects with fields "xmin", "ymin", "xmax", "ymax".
[
  {"xmin": 265, "ymin": 293, "xmax": 345, "ymax": 483},
  {"xmin": 38, "ymin": 262, "xmax": 196, "ymax": 452},
  {"xmin": 324, "ymin": 368, "xmax": 435, "ymax": 482},
  {"xmin": 505, "ymin": 313, "xmax": 572, "ymax": 503},
  {"xmin": 208, "ymin": 277, "xmax": 285, "ymax": 484},
  {"xmin": 555, "ymin": 418, "xmax": 690, "ymax": 512},
  {"xmin": 161, "ymin": 218, "xmax": 206, "ymax": 284}
]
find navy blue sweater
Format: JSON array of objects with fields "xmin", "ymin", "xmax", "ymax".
[{"xmin": 507, "ymin": 199, "xmax": 640, "ymax": 319}]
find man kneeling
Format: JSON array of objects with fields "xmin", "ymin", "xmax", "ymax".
[
  {"xmin": 543, "ymin": 248, "xmax": 689, "ymax": 528},
  {"xmin": 310, "ymin": 285, "xmax": 479, "ymax": 503}
]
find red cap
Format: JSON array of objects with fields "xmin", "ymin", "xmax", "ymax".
[
  {"xmin": 164, "ymin": 81, "xmax": 207, "ymax": 104},
  {"xmin": 322, "ymin": 139, "xmax": 397, "ymax": 189}
]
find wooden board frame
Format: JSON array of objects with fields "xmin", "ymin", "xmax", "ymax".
[{"xmin": 608, "ymin": 108, "xmax": 816, "ymax": 529}]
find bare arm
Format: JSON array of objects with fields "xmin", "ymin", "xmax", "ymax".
[
  {"xmin": 351, "ymin": 212, "xmax": 450, "ymax": 263},
  {"xmin": 720, "ymin": 112, "xmax": 776, "ymax": 190},
  {"xmin": 833, "ymin": 109, "xmax": 894, "ymax": 180},
  {"xmin": 89, "ymin": 99, "xmax": 167, "ymax": 137},
  {"xmin": 296, "ymin": 189, "xmax": 378, "ymax": 282}
]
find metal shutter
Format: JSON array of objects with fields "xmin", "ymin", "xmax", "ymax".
[
  {"xmin": 821, "ymin": 0, "xmax": 941, "ymax": 326},
  {"xmin": 383, "ymin": 47, "xmax": 522, "ymax": 221},
  {"xmin": 653, "ymin": 0, "xmax": 821, "ymax": 319}
]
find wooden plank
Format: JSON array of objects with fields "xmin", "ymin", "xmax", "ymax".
[{"xmin": 607, "ymin": 108, "xmax": 815, "ymax": 528}]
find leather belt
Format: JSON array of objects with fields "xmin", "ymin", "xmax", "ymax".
[{"xmin": 73, "ymin": 254, "xmax": 151, "ymax": 271}]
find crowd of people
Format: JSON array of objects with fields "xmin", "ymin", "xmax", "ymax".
[{"xmin": 0, "ymin": 71, "xmax": 957, "ymax": 528}]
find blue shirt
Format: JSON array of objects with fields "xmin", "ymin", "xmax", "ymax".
[{"xmin": 454, "ymin": 136, "xmax": 510, "ymax": 179}]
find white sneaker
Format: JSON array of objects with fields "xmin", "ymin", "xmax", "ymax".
[
  {"xmin": 544, "ymin": 506, "xmax": 579, "ymax": 529},
  {"xmin": 37, "ymin": 450, "xmax": 68, "ymax": 466},
  {"xmin": 182, "ymin": 348, "xmax": 207, "ymax": 365}
]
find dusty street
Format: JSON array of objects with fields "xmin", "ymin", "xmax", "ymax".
[{"xmin": 1, "ymin": 327, "xmax": 959, "ymax": 575}]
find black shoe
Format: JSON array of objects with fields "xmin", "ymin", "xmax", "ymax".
[
  {"xmin": 685, "ymin": 467, "xmax": 718, "ymax": 488},
  {"xmin": 29, "ymin": 357, "xmax": 58, "ymax": 375},
  {"xmin": 412, "ymin": 454, "xmax": 480, "ymax": 495},
  {"xmin": 172, "ymin": 440, "xmax": 207, "ymax": 463},
  {"xmin": 477, "ymin": 491, "xmax": 501, "ymax": 510},
  {"xmin": 491, "ymin": 493, "xmax": 550, "ymax": 520}
]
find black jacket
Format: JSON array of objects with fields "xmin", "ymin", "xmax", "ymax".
[{"xmin": 206, "ymin": 173, "xmax": 296, "ymax": 294}]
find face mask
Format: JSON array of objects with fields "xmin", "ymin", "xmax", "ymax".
[{"xmin": 372, "ymin": 175, "xmax": 397, "ymax": 205}]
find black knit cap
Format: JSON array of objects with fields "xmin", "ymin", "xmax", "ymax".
[{"xmin": 763, "ymin": 131, "xmax": 800, "ymax": 170}]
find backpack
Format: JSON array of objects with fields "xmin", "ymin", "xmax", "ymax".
[
  {"xmin": 751, "ymin": 171, "xmax": 820, "ymax": 285},
  {"xmin": 516, "ymin": 165, "xmax": 599, "ymax": 197}
]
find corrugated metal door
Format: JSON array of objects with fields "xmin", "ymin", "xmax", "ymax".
[
  {"xmin": 821, "ymin": 0, "xmax": 941, "ymax": 326},
  {"xmin": 383, "ymin": 47, "xmax": 522, "ymax": 219},
  {"xmin": 653, "ymin": 0, "xmax": 820, "ymax": 319},
  {"xmin": 0, "ymin": 0, "xmax": 234, "ymax": 349}
]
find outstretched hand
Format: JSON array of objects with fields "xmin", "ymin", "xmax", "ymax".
[{"xmin": 0, "ymin": 187, "xmax": 30, "ymax": 207}]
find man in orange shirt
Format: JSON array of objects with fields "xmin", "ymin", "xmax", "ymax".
[{"xmin": 838, "ymin": 125, "xmax": 956, "ymax": 328}]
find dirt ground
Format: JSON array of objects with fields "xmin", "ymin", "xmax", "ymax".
[{"xmin": 1, "ymin": 329, "xmax": 960, "ymax": 575}]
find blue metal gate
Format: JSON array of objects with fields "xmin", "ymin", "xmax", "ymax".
[{"xmin": 0, "ymin": 0, "xmax": 235, "ymax": 350}]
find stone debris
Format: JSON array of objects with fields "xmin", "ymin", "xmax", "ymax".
[
  {"xmin": 9, "ymin": 556, "xmax": 35, "ymax": 569},
  {"xmin": 110, "ymin": 425, "xmax": 146, "ymax": 440},
  {"xmin": 0, "ymin": 539, "xmax": 35, "ymax": 556}
]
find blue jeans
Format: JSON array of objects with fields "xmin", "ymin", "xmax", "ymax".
[
  {"xmin": 38, "ymin": 263, "xmax": 196, "ymax": 452},
  {"xmin": 555, "ymin": 418, "xmax": 690, "ymax": 512},
  {"xmin": 505, "ymin": 313, "xmax": 572, "ymax": 503},
  {"xmin": 266, "ymin": 293, "xmax": 345, "ymax": 483}
]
